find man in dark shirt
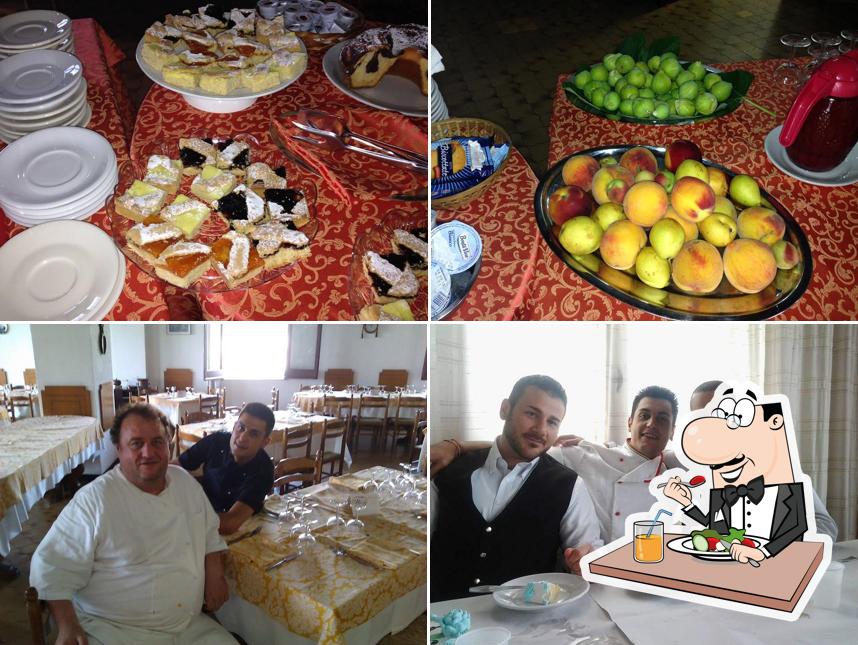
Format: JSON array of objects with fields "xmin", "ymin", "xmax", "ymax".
[{"xmin": 179, "ymin": 402, "xmax": 275, "ymax": 535}]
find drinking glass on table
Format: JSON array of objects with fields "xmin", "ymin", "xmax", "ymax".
[
  {"xmin": 633, "ymin": 521, "xmax": 664, "ymax": 563},
  {"xmin": 326, "ymin": 495, "xmax": 349, "ymax": 528},
  {"xmin": 774, "ymin": 33, "xmax": 811, "ymax": 85},
  {"xmin": 841, "ymin": 29, "xmax": 858, "ymax": 52},
  {"xmin": 346, "ymin": 495, "xmax": 368, "ymax": 533}
]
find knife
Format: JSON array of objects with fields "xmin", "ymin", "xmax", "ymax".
[
  {"xmin": 226, "ymin": 526, "xmax": 262, "ymax": 545},
  {"xmin": 469, "ymin": 584, "xmax": 528, "ymax": 594},
  {"xmin": 719, "ymin": 539, "xmax": 761, "ymax": 567},
  {"xmin": 265, "ymin": 552, "xmax": 299, "ymax": 571}
]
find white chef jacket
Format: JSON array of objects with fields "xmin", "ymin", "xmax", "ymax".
[
  {"xmin": 431, "ymin": 440, "xmax": 603, "ymax": 550},
  {"xmin": 549, "ymin": 440, "xmax": 683, "ymax": 542},
  {"xmin": 31, "ymin": 465, "xmax": 227, "ymax": 635}
]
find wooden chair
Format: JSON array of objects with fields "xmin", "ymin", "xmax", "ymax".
[
  {"xmin": 129, "ymin": 378, "xmax": 154, "ymax": 404},
  {"xmin": 8, "ymin": 388, "xmax": 36, "ymax": 420},
  {"xmin": 163, "ymin": 368, "xmax": 193, "ymax": 391},
  {"xmin": 409, "ymin": 409, "xmax": 426, "ymax": 464},
  {"xmin": 351, "ymin": 394, "xmax": 390, "ymax": 452},
  {"xmin": 175, "ymin": 423, "xmax": 204, "ymax": 457},
  {"xmin": 200, "ymin": 384, "xmax": 221, "ymax": 416},
  {"xmin": 25, "ymin": 587, "xmax": 49, "ymax": 645},
  {"xmin": 378, "ymin": 369, "xmax": 408, "ymax": 392},
  {"xmin": 41, "ymin": 386, "xmax": 91, "ymax": 416},
  {"xmin": 98, "ymin": 382, "xmax": 116, "ymax": 433},
  {"xmin": 0, "ymin": 369, "xmax": 8, "ymax": 387},
  {"xmin": 272, "ymin": 452, "xmax": 322, "ymax": 493},
  {"xmin": 181, "ymin": 410, "xmax": 216, "ymax": 425},
  {"xmin": 318, "ymin": 417, "xmax": 350, "ymax": 478},
  {"xmin": 23, "ymin": 368, "xmax": 37, "ymax": 387},
  {"xmin": 269, "ymin": 387, "xmax": 280, "ymax": 411},
  {"xmin": 384, "ymin": 394, "xmax": 426, "ymax": 452},
  {"xmin": 323, "ymin": 368, "xmax": 354, "ymax": 391},
  {"xmin": 280, "ymin": 423, "xmax": 313, "ymax": 460}
]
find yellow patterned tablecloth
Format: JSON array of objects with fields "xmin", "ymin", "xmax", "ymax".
[
  {"xmin": 180, "ymin": 411, "xmax": 332, "ymax": 446},
  {"xmin": 224, "ymin": 467, "xmax": 427, "ymax": 645},
  {"xmin": 0, "ymin": 416, "xmax": 102, "ymax": 519}
]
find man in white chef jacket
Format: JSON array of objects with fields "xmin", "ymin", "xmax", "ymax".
[
  {"xmin": 30, "ymin": 403, "xmax": 237, "ymax": 645},
  {"xmin": 431, "ymin": 385, "xmax": 683, "ymax": 542}
]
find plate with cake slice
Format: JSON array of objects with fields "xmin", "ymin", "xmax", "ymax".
[
  {"xmin": 492, "ymin": 572, "xmax": 589, "ymax": 612},
  {"xmin": 322, "ymin": 24, "xmax": 427, "ymax": 117},
  {"xmin": 109, "ymin": 135, "xmax": 318, "ymax": 293},
  {"xmin": 349, "ymin": 210, "xmax": 427, "ymax": 320}
]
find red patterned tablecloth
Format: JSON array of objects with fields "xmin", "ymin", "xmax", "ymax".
[
  {"xmin": 521, "ymin": 57, "xmax": 858, "ymax": 320},
  {"xmin": 435, "ymin": 148, "xmax": 540, "ymax": 320},
  {"xmin": 0, "ymin": 19, "xmax": 133, "ymax": 247},
  {"xmin": 125, "ymin": 48, "xmax": 427, "ymax": 321}
]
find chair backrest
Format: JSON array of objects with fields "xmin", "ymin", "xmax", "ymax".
[
  {"xmin": 281, "ymin": 423, "xmax": 313, "ymax": 460},
  {"xmin": 320, "ymin": 417, "xmax": 348, "ymax": 452},
  {"xmin": 0, "ymin": 368, "xmax": 8, "ymax": 386},
  {"xmin": 181, "ymin": 410, "xmax": 216, "ymax": 425},
  {"xmin": 163, "ymin": 368, "xmax": 193, "ymax": 390},
  {"xmin": 378, "ymin": 369, "xmax": 408, "ymax": 391},
  {"xmin": 41, "ymin": 386, "xmax": 91, "ymax": 416},
  {"xmin": 322, "ymin": 394, "xmax": 354, "ymax": 419},
  {"xmin": 270, "ymin": 387, "xmax": 280, "ymax": 411},
  {"xmin": 409, "ymin": 409, "xmax": 426, "ymax": 463},
  {"xmin": 138, "ymin": 378, "xmax": 153, "ymax": 394},
  {"xmin": 175, "ymin": 427, "xmax": 201, "ymax": 458},
  {"xmin": 393, "ymin": 394, "xmax": 426, "ymax": 420},
  {"xmin": 323, "ymin": 368, "xmax": 354, "ymax": 390},
  {"xmin": 25, "ymin": 586, "xmax": 48, "ymax": 645},
  {"xmin": 357, "ymin": 394, "xmax": 390, "ymax": 417},
  {"xmin": 23, "ymin": 368, "xmax": 37, "ymax": 387},
  {"xmin": 272, "ymin": 452, "xmax": 322, "ymax": 492},
  {"xmin": 98, "ymin": 382, "xmax": 116, "ymax": 433}
]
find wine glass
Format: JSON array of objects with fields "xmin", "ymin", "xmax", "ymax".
[
  {"xmin": 326, "ymin": 495, "xmax": 348, "ymax": 528},
  {"xmin": 346, "ymin": 495, "xmax": 367, "ymax": 533},
  {"xmin": 774, "ymin": 33, "xmax": 811, "ymax": 86},
  {"xmin": 841, "ymin": 29, "xmax": 858, "ymax": 52},
  {"xmin": 812, "ymin": 31, "xmax": 843, "ymax": 57}
]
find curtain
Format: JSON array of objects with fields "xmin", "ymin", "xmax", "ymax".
[{"xmin": 764, "ymin": 325, "xmax": 858, "ymax": 540}]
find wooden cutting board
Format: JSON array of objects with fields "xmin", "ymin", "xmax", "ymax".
[{"xmin": 588, "ymin": 533, "xmax": 824, "ymax": 612}]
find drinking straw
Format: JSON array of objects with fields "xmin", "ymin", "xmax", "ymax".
[{"xmin": 646, "ymin": 509, "xmax": 673, "ymax": 538}]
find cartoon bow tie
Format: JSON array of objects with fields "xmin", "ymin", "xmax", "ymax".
[{"xmin": 722, "ymin": 475, "xmax": 765, "ymax": 506}]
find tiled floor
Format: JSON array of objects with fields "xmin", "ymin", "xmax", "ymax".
[
  {"xmin": 433, "ymin": 0, "xmax": 858, "ymax": 171},
  {"xmin": 0, "ymin": 440, "xmax": 424, "ymax": 645}
]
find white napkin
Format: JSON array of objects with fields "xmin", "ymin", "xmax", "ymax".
[{"xmin": 430, "ymin": 44, "xmax": 445, "ymax": 76}]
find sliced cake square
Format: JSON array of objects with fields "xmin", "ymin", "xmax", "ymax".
[
  {"xmin": 178, "ymin": 138, "xmax": 218, "ymax": 176},
  {"xmin": 125, "ymin": 221, "xmax": 184, "ymax": 266},
  {"xmin": 363, "ymin": 250, "xmax": 419, "ymax": 303},
  {"xmin": 264, "ymin": 188, "xmax": 309, "ymax": 228},
  {"xmin": 392, "ymin": 228, "xmax": 428, "ymax": 275},
  {"xmin": 155, "ymin": 241, "xmax": 212, "ymax": 288},
  {"xmin": 115, "ymin": 180, "xmax": 168, "ymax": 222},
  {"xmin": 211, "ymin": 231, "xmax": 267, "ymax": 289},
  {"xmin": 143, "ymin": 155, "xmax": 183, "ymax": 194},
  {"xmin": 250, "ymin": 222, "xmax": 311, "ymax": 269},
  {"xmin": 215, "ymin": 140, "xmax": 251, "ymax": 174},
  {"xmin": 190, "ymin": 165, "xmax": 238, "ymax": 204},
  {"xmin": 214, "ymin": 184, "xmax": 266, "ymax": 234},
  {"xmin": 159, "ymin": 194, "xmax": 211, "ymax": 239}
]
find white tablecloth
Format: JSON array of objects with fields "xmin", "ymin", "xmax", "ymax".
[
  {"xmin": 293, "ymin": 391, "xmax": 426, "ymax": 419},
  {"xmin": 429, "ymin": 541, "xmax": 858, "ymax": 645},
  {"xmin": 148, "ymin": 393, "xmax": 203, "ymax": 425}
]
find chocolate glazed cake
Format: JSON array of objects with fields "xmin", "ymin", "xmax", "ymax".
[{"xmin": 340, "ymin": 24, "xmax": 428, "ymax": 94}]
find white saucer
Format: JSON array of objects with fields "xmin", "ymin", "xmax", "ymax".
[
  {"xmin": 0, "ymin": 76, "xmax": 84, "ymax": 114},
  {"xmin": 765, "ymin": 125, "xmax": 858, "ymax": 187},
  {"xmin": 2, "ymin": 166, "xmax": 116, "ymax": 225},
  {"xmin": 86, "ymin": 246, "xmax": 125, "ymax": 320},
  {"xmin": 0, "ymin": 220, "xmax": 120, "ymax": 320},
  {"xmin": 0, "ymin": 97, "xmax": 87, "ymax": 134},
  {"xmin": 491, "ymin": 572, "xmax": 589, "ymax": 611},
  {"xmin": 0, "ymin": 11, "xmax": 71, "ymax": 49},
  {"xmin": 0, "ymin": 126, "xmax": 115, "ymax": 208},
  {"xmin": 0, "ymin": 82, "xmax": 85, "ymax": 121},
  {"xmin": 0, "ymin": 50, "xmax": 82, "ymax": 104}
]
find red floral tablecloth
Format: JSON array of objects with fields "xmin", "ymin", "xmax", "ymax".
[
  {"xmin": 0, "ymin": 19, "xmax": 133, "ymax": 247},
  {"xmin": 126, "ymin": 50, "xmax": 427, "ymax": 320},
  {"xmin": 522, "ymin": 57, "xmax": 858, "ymax": 320},
  {"xmin": 434, "ymin": 148, "xmax": 540, "ymax": 320}
]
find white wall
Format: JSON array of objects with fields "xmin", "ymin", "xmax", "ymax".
[
  {"xmin": 144, "ymin": 324, "xmax": 207, "ymax": 391},
  {"xmin": 0, "ymin": 324, "xmax": 34, "ymax": 386},
  {"xmin": 110, "ymin": 324, "xmax": 147, "ymax": 386}
]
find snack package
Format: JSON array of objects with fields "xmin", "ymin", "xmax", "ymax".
[{"xmin": 430, "ymin": 136, "xmax": 509, "ymax": 199}]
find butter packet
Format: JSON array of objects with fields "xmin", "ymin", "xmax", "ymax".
[{"xmin": 430, "ymin": 136, "xmax": 509, "ymax": 199}]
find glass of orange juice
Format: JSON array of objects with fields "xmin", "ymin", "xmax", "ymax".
[{"xmin": 633, "ymin": 521, "xmax": 664, "ymax": 563}]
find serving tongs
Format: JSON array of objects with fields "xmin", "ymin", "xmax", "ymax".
[{"xmin": 285, "ymin": 110, "xmax": 428, "ymax": 172}]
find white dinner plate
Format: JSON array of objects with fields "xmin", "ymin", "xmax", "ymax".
[
  {"xmin": 665, "ymin": 534, "xmax": 768, "ymax": 561},
  {"xmin": 323, "ymin": 41, "xmax": 427, "ymax": 118},
  {"xmin": 765, "ymin": 125, "xmax": 858, "ymax": 187},
  {"xmin": 0, "ymin": 50, "xmax": 82, "ymax": 104},
  {"xmin": 0, "ymin": 11, "xmax": 71, "ymax": 49},
  {"xmin": 492, "ymin": 572, "xmax": 589, "ymax": 611},
  {"xmin": 0, "ymin": 127, "xmax": 115, "ymax": 208},
  {"xmin": 86, "ymin": 247, "xmax": 126, "ymax": 320},
  {"xmin": 0, "ymin": 220, "xmax": 120, "ymax": 320},
  {"xmin": 0, "ymin": 76, "xmax": 84, "ymax": 114}
]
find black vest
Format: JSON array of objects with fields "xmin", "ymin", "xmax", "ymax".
[{"xmin": 431, "ymin": 448, "xmax": 577, "ymax": 602}]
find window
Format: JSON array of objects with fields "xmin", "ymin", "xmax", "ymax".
[{"xmin": 205, "ymin": 324, "xmax": 322, "ymax": 380}]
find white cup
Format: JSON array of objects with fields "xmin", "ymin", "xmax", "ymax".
[
  {"xmin": 812, "ymin": 560, "xmax": 844, "ymax": 610},
  {"xmin": 456, "ymin": 627, "xmax": 512, "ymax": 645}
]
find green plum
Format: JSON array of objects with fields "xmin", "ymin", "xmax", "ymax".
[
  {"xmin": 652, "ymin": 102, "xmax": 670, "ymax": 119},
  {"xmin": 703, "ymin": 72, "xmax": 721, "ymax": 90},
  {"xmin": 604, "ymin": 91, "xmax": 621, "ymax": 111},
  {"xmin": 591, "ymin": 63, "xmax": 609, "ymax": 82},
  {"xmin": 620, "ymin": 85, "xmax": 639, "ymax": 100},
  {"xmin": 574, "ymin": 70, "xmax": 592, "ymax": 89},
  {"xmin": 638, "ymin": 87, "xmax": 655, "ymax": 99},
  {"xmin": 626, "ymin": 67, "xmax": 646, "ymax": 87},
  {"xmin": 619, "ymin": 98, "xmax": 635, "ymax": 116},
  {"xmin": 616, "ymin": 54, "xmax": 636, "ymax": 74},
  {"xmin": 603, "ymin": 52, "xmax": 621, "ymax": 71},
  {"xmin": 614, "ymin": 78, "xmax": 628, "ymax": 93},
  {"xmin": 675, "ymin": 98, "xmax": 695, "ymax": 116},
  {"xmin": 660, "ymin": 51, "xmax": 678, "ymax": 61},
  {"xmin": 651, "ymin": 70, "xmax": 672, "ymax": 95},
  {"xmin": 675, "ymin": 70, "xmax": 694, "ymax": 86},
  {"xmin": 711, "ymin": 80, "xmax": 733, "ymax": 102},
  {"xmin": 695, "ymin": 92, "xmax": 718, "ymax": 115},
  {"xmin": 678, "ymin": 80, "xmax": 699, "ymax": 100},
  {"xmin": 633, "ymin": 97, "xmax": 655, "ymax": 118},
  {"xmin": 688, "ymin": 61, "xmax": 707, "ymax": 81},
  {"xmin": 660, "ymin": 57, "xmax": 682, "ymax": 79},
  {"xmin": 647, "ymin": 55, "xmax": 661, "ymax": 72},
  {"xmin": 608, "ymin": 69, "xmax": 623, "ymax": 86}
]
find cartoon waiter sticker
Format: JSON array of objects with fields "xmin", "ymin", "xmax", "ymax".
[{"xmin": 581, "ymin": 382, "xmax": 833, "ymax": 621}]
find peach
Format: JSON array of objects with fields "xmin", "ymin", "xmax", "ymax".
[
  {"xmin": 606, "ymin": 178, "xmax": 631, "ymax": 204},
  {"xmin": 665, "ymin": 206, "xmax": 698, "ymax": 241},
  {"xmin": 599, "ymin": 220, "xmax": 647, "ymax": 270},
  {"xmin": 548, "ymin": 185, "xmax": 595, "ymax": 226},
  {"xmin": 664, "ymin": 139, "xmax": 702, "ymax": 173},
  {"xmin": 670, "ymin": 176, "xmax": 716, "ymax": 223},
  {"xmin": 654, "ymin": 170, "xmax": 675, "ymax": 192},
  {"xmin": 561, "ymin": 154, "xmax": 600, "ymax": 191},
  {"xmin": 772, "ymin": 240, "xmax": 800, "ymax": 270},
  {"xmin": 708, "ymin": 167, "xmax": 729, "ymax": 197},
  {"xmin": 737, "ymin": 206, "xmax": 786, "ymax": 245},
  {"xmin": 620, "ymin": 147, "xmax": 658, "ymax": 175},
  {"xmin": 671, "ymin": 239, "xmax": 724, "ymax": 294},
  {"xmin": 623, "ymin": 181, "xmax": 669, "ymax": 227},
  {"xmin": 592, "ymin": 165, "xmax": 635, "ymax": 204},
  {"xmin": 723, "ymin": 239, "xmax": 777, "ymax": 293}
]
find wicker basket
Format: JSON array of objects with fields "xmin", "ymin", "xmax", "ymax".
[{"xmin": 431, "ymin": 117, "xmax": 512, "ymax": 210}]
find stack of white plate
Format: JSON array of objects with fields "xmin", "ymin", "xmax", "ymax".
[
  {"xmin": 0, "ymin": 220, "xmax": 125, "ymax": 320},
  {"xmin": 0, "ymin": 50, "xmax": 89, "ymax": 143},
  {"xmin": 0, "ymin": 126, "xmax": 117, "ymax": 227},
  {"xmin": 0, "ymin": 10, "xmax": 74, "ymax": 60}
]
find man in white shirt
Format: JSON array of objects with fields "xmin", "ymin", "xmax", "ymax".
[
  {"xmin": 430, "ymin": 375, "xmax": 602, "ymax": 602},
  {"xmin": 30, "ymin": 403, "xmax": 237, "ymax": 645}
]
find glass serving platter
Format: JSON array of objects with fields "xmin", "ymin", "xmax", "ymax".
[
  {"xmin": 534, "ymin": 145, "xmax": 812, "ymax": 320},
  {"xmin": 109, "ymin": 134, "xmax": 319, "ymax": 294}
]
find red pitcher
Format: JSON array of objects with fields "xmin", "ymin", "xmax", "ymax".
[{"xmin": 780, "ymin": 51, "xmax": 858, "ymax": 172}]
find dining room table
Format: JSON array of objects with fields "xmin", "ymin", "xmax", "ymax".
[
  {"xmin": 293, "ymin": 389, "xmax": 427, "ymax": 415},
  {"xmin": 0, "ymin": 415, "xmax": 103, "ymax": 556},
  {"xmin": 215, "ymin": 465, "xmax": 427, "ymax": 644},
  {"xmin": 428, "ymin": 539, "xmax": 858, "ymax": 644}
]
